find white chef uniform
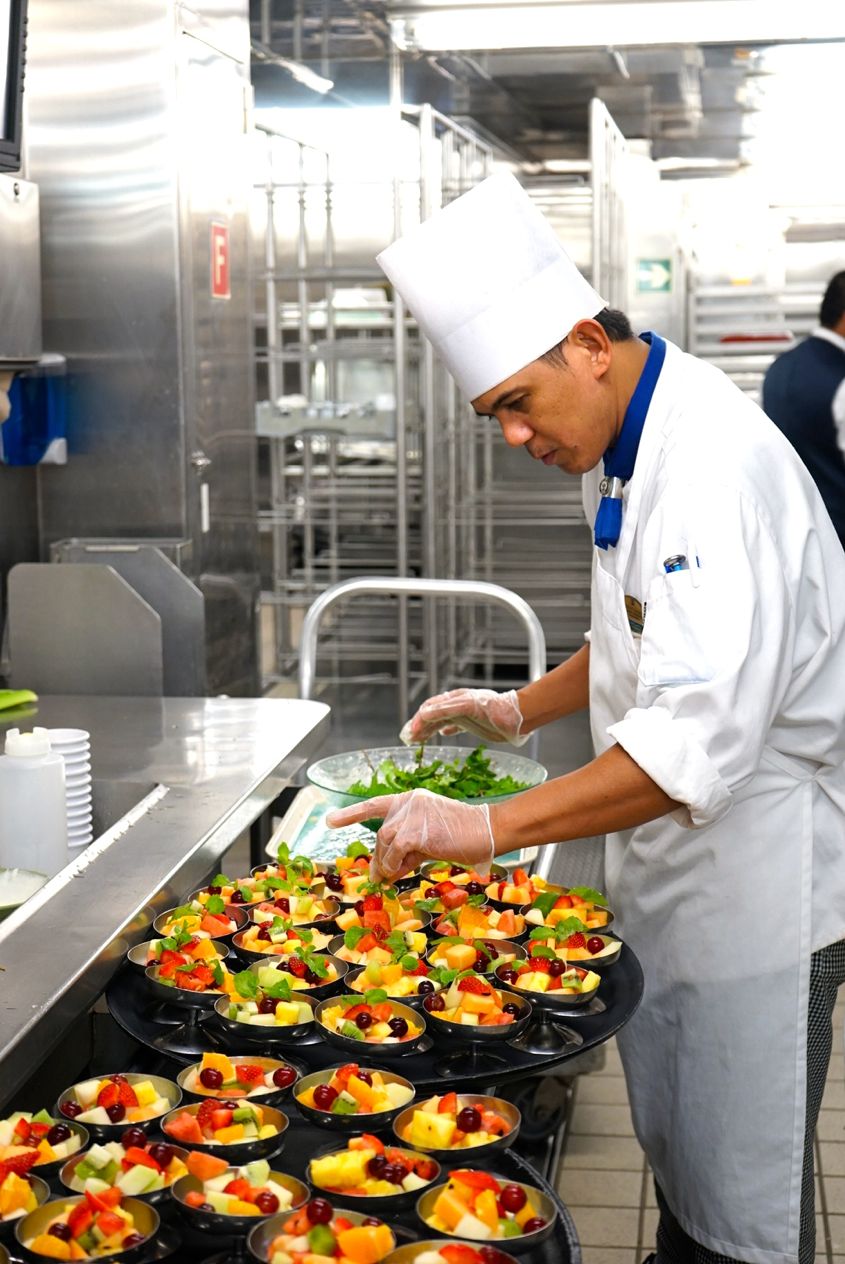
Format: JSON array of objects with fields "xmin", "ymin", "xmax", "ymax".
[{"xmin": 583, "ymin": 337, "xmax": 845, "ymax": 1264}]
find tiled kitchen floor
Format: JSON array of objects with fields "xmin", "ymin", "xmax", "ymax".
[{"xmin": 556, "ymin": 996, "xmax": 845, "ymax": 1264}]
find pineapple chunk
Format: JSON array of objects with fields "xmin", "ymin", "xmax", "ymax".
[
  {"xmin": 132, "ymin": 1081, "xmax": 159, "ymax": 1108},
  {"xmin": 408, "ymin": 1110, "xmax": 456, "ymax": 1150}
]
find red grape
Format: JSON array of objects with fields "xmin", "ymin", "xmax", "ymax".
[
  {"xmin": 307, "ymin": 1197, "xmax": 333, "ymax": 1225},
  {"xmin": 60, "ymin": 1101, "xmax": 82, "ymax": 1119},
  {"xmin": 424, "ymin": 994, "xmax": 445, "ymax": 1012},
  {"xmin": 200, "ymin": 1068, "xmax": 223, "ymax": 1089},
  {"xmin": 230, "ymin": 890, "xmax": 245, "ymax": 905},
  {"xmin": 522, "ymin": 1216, "xmax": 547, "ymax": 1233},
  {"xmin": 122, "ymin": 1234, "xmax": 146, "ymax": 1249},
  {"xmin": 255, "ymin": 1191, "xmax": 280, "ymax": 1214},
  {"xmin": 548, "ymin": 959, "xmax": 566, "ymax": 978},
  {"xmin": 587, "ymin": 936, "xmax": 605, "ymax": 954},
  {"xmin": 105, "ymin": 1104, "xmax": 125, "ymax": 1123},
  {"xmin": 46, "ymin": 1123, "xmax": 72, "ymax": 1146},
  {"xmin": 120, "ymin": 1127, "xmax": 147, "ymax": 1150},
  {"xmin": 48, "ymin": 1224, "xmax": 72, "ymax": 1241},
  {"xmin": 456, "ymin": 1106, "xmax": 481, "ymax": 1133},
  {"xmin": 500, "ymin": 1184, "xmax": 527, "ymax": 1213},
  {"xmin": 387, "ymin": 1017, "xmax": 408, "ymax": 1038},
  {"xmin": 258, "ymin": 996, "xmax": 276, "ymax": 1014},
  {"xmin": 313, "ymin": 1084, "xmax": 338, "ymax": 1110},
  {"xmin": 149, "ymin": 1143, "xmax": 174, "ymax": 1168},
  {"xmin": 356, "ymin": 1012, "xmax": 373, "ymax": 1030},
  {"xmin": 272, "ymin": 1066, "xmax": 297, "ymax": 1089}
]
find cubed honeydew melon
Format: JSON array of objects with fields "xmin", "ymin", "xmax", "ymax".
[
  {"xmin": 74, "ymin": 1079, "xmax": 102, "ymax": 1108},
  {"xmin": 266, "ymin": 1179, "xmax": 293, "ymax": 1208},
  {"xmin": 401, "ymin": 1170, "xmax": 429, "ymax": 1192},
  {"xmin": 384, "ymin": 1081, "xmax": 414, "ymax": 1107},
  {"xmin": 0, "ymin": 1121, "xmax": 14, "ymax": 1147},
  {"xmin": 258, "ymin": 967, "xmax": 282, "ymax": 989},
  {"xmin": 116, "ymin": 1165, "xmax": 162, "ymax": 1196},
  {"xmin": 454, "ymin": 1210, "xmax": 493, "ymax": 1240},
  {"xmin": 81, "ymin": 1177, "xmax": 113, "ymax": 1196},
  {"xmin": 83, "ymin": 1144, "xmax": 114, "ymax": 1170},
  {"xmin": 204, "ymin": 1174, "xmax": 232, "ymax": 1193},
  {"xmin": 245, "ymin": 1159, "xmax": 270, "ymax": 1185},
  {"xmin": 77, "ymin": 1106, "xmax": 112, "ymax": 1125},
  {"xmin": 241, "ymin": 1012, "xmax": 276, "ymax": 1026},
  {"xmin": 207, "ymin": 1190, "xmax": 234, "ymax": 1214}
]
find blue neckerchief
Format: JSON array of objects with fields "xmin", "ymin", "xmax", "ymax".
[{"xmin": 594, "ymin": 331, "xmax": 666, "ymax": 549}]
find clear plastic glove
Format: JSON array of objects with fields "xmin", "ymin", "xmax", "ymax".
[
  {"xmin": 325, "ymin": 788, "xmax": 495, "ymax": 882},
  {"xmin": 399, "ymin": 687, "xmax": 528, "ymax": 747}
]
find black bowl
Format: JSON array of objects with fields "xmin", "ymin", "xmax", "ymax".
[
  {"xmin": 416, "ymin": 1175, "xmax": 557, "ymax": 1253},
  {"xmin": 213, "ymin": 991, "xmax": 318, "ymax": 1048},
  {"xmin": 15, "ymin": 1195, "xmax": 159, "ymax": 1263},
  {"xmin": 231, "ymin": 925, "xmax": 335, "ymax": 963},
  {"xmin": 143, "ymin": 963, "xmax": 232, "ymax": 1011},
  {"xmin": 392, "ymin": 1093, "xmax": 521, "ymax": 1163},
  {"xmin": 172, "ymin": 1168, "xmax": 308, "ymax": 1236},
  {"xmin": 343, "ymin": 965, "xmax": 437, "ymax": 1012},
  {"xmin": 55, "ymin": 1074, "xmax": 181, "ymax": 1143},
  {"xmin": 425, "ymin": 938, "xmax": 527, "ymax": 979},
  {"xmin": 160, "ymin": 1102, "xmax": 288, "ymax": 1166},
  {"xmin": 551, "ymin": 933, "xmax": 622, "ymax": 972},
  {"xmin": 384, "ymin": 1242, "xmax": 519, "ymax": 1264},
  {"xmin": 177, "ymin": 1056, "xmax": 299, "ymax": 1108},
  {"xmin": 0, "ymin": 1174, "xmax": 49, "ymax": 1244},
  {"xmin": 249, "ymin": 896, "xmax": 341, "ymax": 932},
  {"xmin": 309, "ymin": 1140, "xmax": 440, "ymax": 1212},
  {"xmin": 126, "ymin": 938, "xmax": 232, "ymax": 971},
  {"xmin": 59, "ymin": 1144, "xmax": 189, "ymax": 1207},
  {"xmin": 245, "ymin": 954, "xmax": 348, "ymax": 1004},
  {"xmin": 248, "ymin": 1205, "xmax": 397, "ymax": 1262},
  {"xmin": 153, "ymin": 902, "xmax": 249, "ymax": 939},
  {"xmin": 315, "ymin": 997, "xmax": 426, "ymax": 1060},
  {"xmin": 424, "ymin": 986, "xmax": 532, "ymax": 1044},
  {"xmin": 295, "ymin": 1067, "xmax": 415, "ymax": 1133}
]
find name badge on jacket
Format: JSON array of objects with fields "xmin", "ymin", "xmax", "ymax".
[{"xmin": 625, "ymin": 594, "xmax": 645, "ymax": 636}]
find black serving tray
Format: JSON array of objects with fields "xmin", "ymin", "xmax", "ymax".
[{"xmin": 105, "ymin": 943, "xmax": 643, "ymax": 1095}]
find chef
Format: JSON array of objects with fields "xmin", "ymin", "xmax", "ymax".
[{"xmin": 327, "ymin": 172, "xmax": 845, "ymax": 1264}]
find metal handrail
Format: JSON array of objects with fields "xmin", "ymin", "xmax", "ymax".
[{"xmin": 298, "ymin": 576, "xmax": 547, "ymax": 701}]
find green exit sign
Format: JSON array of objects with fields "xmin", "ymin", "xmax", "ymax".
[{"xmin": 636, "ymin": 258, "xmax": 672, "ymax": 293}]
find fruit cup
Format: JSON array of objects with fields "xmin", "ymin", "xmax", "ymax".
[
  {"xmin": 59, "ymin": 1136, "xmax": 189, "ymax": 1207},
  {"xmin": 308, "ymin": 1137, "xmax": 440, "ymax": 1212},
  {"xmin": 392, "ymin": 1094, "xmax": 520, "ymax": 1164},
  {"xmin": 177, "ymin": 1055, "xmax": 299, "ymax": 1108},
  {"xmin": 232, "ymin": 921, "xmax": 334, "ymax": 963},
  {"xmin": 344, "ymin": 963, "xmax": 441, "ymax": 1011},
  {"xmin": 153, "ymin": 901, "xmax": 249, "ymax": 941},
  {"xmin": 161, "ymin": 1101, "xmax": 289, "ymax": 1167},
  {"xmin": 495, "ymin": 957, "xmax": 600, "ymax": 1058},
  {"xmin": 0, "ymin": 1172, "xmax": 50, "ymax": 1245},
  {"xmin": 248, "ymin": 894, "xmax": 340, "ymax": 932},
  {"xmin": 15, "ymin": 1193, "xmax": 159, "ymax": 1263},
  {"xmin": 213, "ymin": 990, "xmax": 318, "ymax": 1049},
  {"xmin": 316, "ymin": 997, "xmax": 426, "ymax": 1060},
  {"xmin": 431, "ymin": 906, "xmax": 526, "ymax": 944},
  {"xmin": 247, "ymin": 1201, "xmax": 397, "ymax": 1264},
  {"xmin": 245, "ymin": 953, "xmax": 348, "ymax": 1004},
  {"xmin": 0, "ymin": 1113, "xmax": 89, "ymax": 1182},
  {"xmin": 425, "ymin": 938, "xmax": 526, "ymax": 980},
  {"xmin": 415, "ymin": 1172, "xmax": 557, "ymax": 1252},
  {"xmin": 327, "ymin": 926, "xmax": 430, "ymax": 969},
  {"xmin": 295, "ymin": 1066, "xmax": 414, "ymax": 1133},
  {"xmin": 55, "ymin": 1075, "xmax": 181, "ymax": 1144},
  {"xmin": 172, "ymin": 1154, "xmax": 308, "ymax": 1260},
  {"xmin": 126, "ymin": 936, "xmax": 232, "ymax": 972},
  {"xmin": 420, "ymin": 861, "xmax": 507, "ymax": 888},
  {"xmin": 423, "ymin": 980, "xmax": 532, "ymax": 1078}
]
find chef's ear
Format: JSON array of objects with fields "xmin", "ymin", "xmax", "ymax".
[{"xmin": 567, "ymin": 319, "xmax": 612, "ymax": 378}]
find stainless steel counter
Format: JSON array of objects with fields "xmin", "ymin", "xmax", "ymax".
[{"xmin": 0, "ymin": 696, "xmax": 330, "ymax": 1106}]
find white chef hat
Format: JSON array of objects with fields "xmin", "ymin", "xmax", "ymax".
[{"xmin": 377, "ymin": 171, "xmax": 606, "ymax": 400}]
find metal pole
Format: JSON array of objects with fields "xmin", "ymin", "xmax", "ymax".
[
  {"xmin": 298, "ymin": 577, "xmax": 546, "ymax": 702},
  {"xmin": 390, "ymin": 45, "xmax": 410, "ymax": 721},
  {"xmin": 264, "ymin": 133, "xmax": 281, "ymax": 405},
  {"xmin": 260, "ymin": 0, "xmax": 272, "ymax": 45},
  {"xmin": 324, "ymin": 153, "xmax": 337, "ymax": 402},
  {"xmin": 297, "ymin": 143, "xmax": 310, "ymax": 400},
  {"xmin": 418, "ymin": 104, "xmax": 438, "ymax": 698}
]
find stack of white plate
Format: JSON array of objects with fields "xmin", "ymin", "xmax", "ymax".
[{"xmin": 47, "ymin": 729, "xmax": 93, "ymax": 850}]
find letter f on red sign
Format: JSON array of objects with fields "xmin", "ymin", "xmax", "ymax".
[{"xmin": 211, "ymin": 222, "xmax": 230, "ymax": 299}]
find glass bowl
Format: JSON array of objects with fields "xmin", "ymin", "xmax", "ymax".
[{"xmin": 306, "ymin": 746, "xmax": 546, "ymax": 811}]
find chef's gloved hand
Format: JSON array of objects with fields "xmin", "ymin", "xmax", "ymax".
[
  {"xmin": 325, "ymin": 788, "xmax": 495, "ymax": 882},
  {"xmin": 399, "ymin": 688, "xmax": 528, "ymax": 747}
]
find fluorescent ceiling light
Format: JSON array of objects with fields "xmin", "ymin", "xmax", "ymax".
[
  {"xmin": 389, "ymin": 2, "xmax": 845, "ymax": 52},
  {"xmin": 252, "ymin": 40, "xmax": 334, "ymax": 95}
]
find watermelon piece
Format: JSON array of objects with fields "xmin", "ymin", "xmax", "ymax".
[
  {"xmin": 186, "ymin": 1151, "xmax": 229, "ymax": 1181},
  {"xmin": 164, "ymin": 1112, "xmax": 204, "ymax": 1146}
]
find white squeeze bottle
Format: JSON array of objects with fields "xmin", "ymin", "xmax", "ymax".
[{"xmin": 0, "ymin": 727, "xmax": 68, "ymax": 876}]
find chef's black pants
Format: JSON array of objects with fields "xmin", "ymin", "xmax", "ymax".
[{"xmin": 654, "ymin": 939, "xmax": 845, "ymax": 1264}]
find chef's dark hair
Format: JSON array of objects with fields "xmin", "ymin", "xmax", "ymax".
[
  {"xmin": 541, "ymin": 307, "xmax": 633, "ymax": 367},
  {"xmin": 820, "ymin": 273, "xmax": 845, "ymax": 330}
]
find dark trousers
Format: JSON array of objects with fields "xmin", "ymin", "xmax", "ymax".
[{"xmin": 655, "ymin": 940, "xmax": 845, "ymax": 1264}]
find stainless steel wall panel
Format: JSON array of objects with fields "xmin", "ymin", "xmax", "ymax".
[
  {"xmin": 0, "ymin": 174, "xmax": 42, "ymax": 367},
  {"xmin": 24, "ymin": 0, "xmax": 259, "ymax": 694}
]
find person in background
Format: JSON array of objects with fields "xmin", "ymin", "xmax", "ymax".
[
  {"xmin": 0, "ymin": 373, "xmax": 13, "ymax": 424},
  {"xmin": 327, "ymin": 174, "xmax": 845, "ymax": 1264},
  {"xmin": 763, "ymin": 270, "xmax": 845, "ymax": 547}
]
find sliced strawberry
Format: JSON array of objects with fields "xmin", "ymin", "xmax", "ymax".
[
  {"xmin": 457, "ymin": 975, "xmax": 490, "ymax": 994},
  {"xmin": 342, "ymin": 1004, "xmax": 372, "ymax": 1022},
  {"xmin": 449, "ymin": 1168, "xmax": 501, "ymax": 1193},
  {"xmin": 116, "ymin": 1080, "xmax": 139, "ymax": 1107},
  {"xmin": 362, "ymin": 894, "xmax": 383, "ymax": 911},
  {"xmin": 438, "ymin": 1092, "xmax": 458, "ymax": 1115},
  {"xmin": 528, "ymin": 955, "xmax": 551, "ymax": 973},
  {"xmin": 210, "ymin": 1108, "xmax": 234, "ymax": 1133},
  {"xmin": 356, "ymin": 933, "xmax": 377, "ymax": 953},
  {"xmin": 286, "ymin": 956, "xmax": 307, "ymax": 978},
  {"xmin": 440, "ymin": 1246, "xmax": 482, "ymax": 1264},
  {"xmin": 371, "ymin": 924, "xmax": 388, "ymax": 942},
  {"xmin": 0, "ymin": 1150, "xmax": 40, "ymax": 1179},
  {"xmin": 67, "ymin": 1203, "xmax": 94, "ymax": 1238},
  {"xmin": 566, "ymin": 932, "xmax": 587, "ymax": 949},
  {"xmin": 196, "ymin": 1099, "xmax": 219, "ymax": 1131},
  {"xmin": 333, "ymin": 1064, "xmax": 359, "ymax": 1090},
  {"xmin": 224, "ymin": 1177, "xmax": 251, "ymax": 1199},
  {"xmin": 122, "ymin": 1147, "xmax": 159, "ymax": 1171},
  {"xmin": 349, "ymin": 1133, "xmax": 384, "ymax": 1153},
  {"xmin": 234, "ymin": 1064, "xmax": 264, "ymax": 1085},
  {"xmin": 97, "ymin": 1083, "xmax": 120, "ymax": 1109}
]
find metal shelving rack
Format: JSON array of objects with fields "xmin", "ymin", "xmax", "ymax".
[{"xmin": 254, "ymin": 96, "xmax": 634, "ymax": 707}]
